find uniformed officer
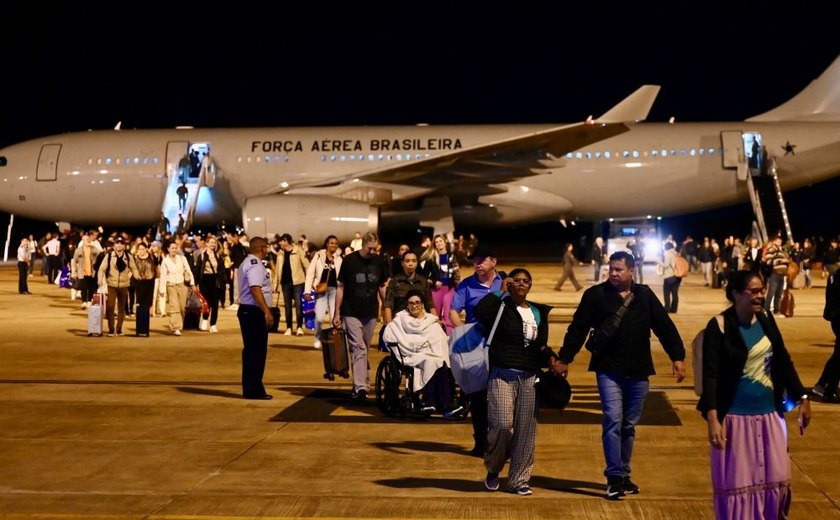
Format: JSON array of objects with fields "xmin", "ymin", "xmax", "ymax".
[{"xmin": 237, "ymin": 236, "xmax": 275, "ymax": 399}]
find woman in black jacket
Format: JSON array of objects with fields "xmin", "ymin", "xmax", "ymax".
[
  {"xmin": 473, "ymin": 267, "xmax": 564, "ymax": 496},
  {"xmin": 197, "ymin": 236, "xmax": 225, "ymax": 333},
  {"xmin": 699, "ymin": 270, "xmax": 811, "ymax": 519}
]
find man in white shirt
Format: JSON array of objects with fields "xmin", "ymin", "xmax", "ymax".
[{"xmin": 17, "ymin": 237, "xmax": 31, "ymax": 294}]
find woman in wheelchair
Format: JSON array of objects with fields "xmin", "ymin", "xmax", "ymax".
[{"xmin": 381, "ymin": 289, "xmax": 452, "ymax": 413}]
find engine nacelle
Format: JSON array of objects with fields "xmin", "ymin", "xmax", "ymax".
[{"xmin": 242, "ymin": 195, "xmax": 378, "ymax": 245}]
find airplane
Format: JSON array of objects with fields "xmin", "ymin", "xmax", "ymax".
[{"xmin": 0, "ymin": 54, "xmax": 838, "ymax": 248}]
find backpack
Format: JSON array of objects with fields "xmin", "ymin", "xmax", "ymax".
[
  {"xmin": 691, "ymin": 314, "xmax": 724, "ymax": 396},
  {"xmin": 674, "ymin": 254, "xmax": 689, "ymax": 278}
]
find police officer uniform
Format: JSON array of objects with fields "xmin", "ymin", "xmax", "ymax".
[{"xmin": 237, "ymin": 252, "xmax": 273, "ymax": 399}]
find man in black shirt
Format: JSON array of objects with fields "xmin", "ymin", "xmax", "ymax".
[
  {"xmin": 555, "ymin": 251, "xmax": 685, "ymax": 500},
  {"xmin": 333, "ymin": 232, "xmax": 390, "ymax": 400}
]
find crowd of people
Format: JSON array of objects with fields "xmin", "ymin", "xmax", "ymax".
[{"xmin": 11, "ymin": 223, "xmax": 840, "ymax": 516}]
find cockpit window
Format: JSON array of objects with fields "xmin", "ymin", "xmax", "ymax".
[{"xmin": 0, "ymin": 156, "xmax": 7, "ymax": 166}]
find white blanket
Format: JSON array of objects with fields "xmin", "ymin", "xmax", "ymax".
[{"xmin": 382, "ymin": 310, "xmax": 449, "ymax": 391}]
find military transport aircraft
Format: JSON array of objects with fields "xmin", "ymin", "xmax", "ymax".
[{"xmin": 0, "ymin": 54, "xmax": 838, "ymax": 243}]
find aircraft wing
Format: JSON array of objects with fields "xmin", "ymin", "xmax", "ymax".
[{"xmin": 280, "ymin": 85, "xmax": 659, "ymax": 192}]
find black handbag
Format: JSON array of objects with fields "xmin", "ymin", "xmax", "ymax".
[{"xmin": 585, "ymin": 292, "xmax": 634, "ymax": 355}]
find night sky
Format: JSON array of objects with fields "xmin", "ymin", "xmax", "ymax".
[{"xmin": 2, "ymin": 3, "xmax": 838, "ymax": 253}]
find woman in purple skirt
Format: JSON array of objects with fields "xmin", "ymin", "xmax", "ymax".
[{"xmin": 698, "ymin": 270, "xmax": 812, "ymax": 519}]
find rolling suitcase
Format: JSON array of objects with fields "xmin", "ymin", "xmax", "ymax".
[
  {"xmin": 780, "ymin": 289, "xmax": 795, "ymax": 317},
  {"xmin": 269, "ymin": 306, "xmax": 281, "ymax": 333},
  {"xmin": 88, "ymin": 292, "xmax": 104, "ymax": 336},
  {"xmin": 319, "ymin": 327, "xmax": 350, "ymax": 380}
]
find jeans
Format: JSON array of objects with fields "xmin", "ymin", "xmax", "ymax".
[
  {"xmin": 596, "ymin": 372, "xmax": 649, "ymax": 479},
  {"xmin": 765, "ymin": 272, "xmax": 785, "ymax": 313},
  {"xmin": 281, "ymin": 282, "xmax": 305, "ymax": 330},
  {"xmin": 663, "ymin": 276, "xmax": 681, "ymax": 312}
]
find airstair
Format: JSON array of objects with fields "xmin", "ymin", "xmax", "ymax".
[
  {"xmin": 745, "ymin": 155, "xmax": 793, "ymax": 243},
  {"xmin": 159, "ymin": 146, "xmax": 215, "ymax": 237}
]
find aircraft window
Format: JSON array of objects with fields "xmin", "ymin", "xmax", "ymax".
[
  {"xmin": 143, "ymin": 158, "xmax": 149, "ymax": 164},
  {"xmin": 134, "ymin": 158, "xmax": 140, "ymax": 164},
  {"xmin": 266, "ymin": 155, "xmax": 273, "ymax": 162},
  {"xmin": 661, "ymin": 149, "xmax": 667, "ymax": 157},
  {"xmin": 125, "ymin": 157, "xmax": 130, "ymax": 164},
  {"xmin": 330, "ymin": 155, "xmax": 336, "ymax": 162},
  {"xmin": 604, "ymin": 151, "xmax": 611, "ymax": 159},
  {"xmin": 285, "ymin": 156, "xmax": 289, "ymax": 162},
  {"xmin": 680, "ymin": 149, "xmax": 686, "ymax": 156},
  {"xmin": 709, "ymin": 148, "xmax": 716, "ymax": 154},
  {"xmin": 396, "ymin": 154, "xmax": 402, "ymax": 161},
  {"xmin": 153, "ymin": 158, "xmax": 159, "ymax": 164},
  {"xmin": 595, "ymin": 151, "xmax": 601, "ymax": 158},
  {"xmin": 670, "ymin": 149, "xmax": 676, "ymax": 156},
  {"xmin": 699, "ymin": 148, "xmax": 705, "ymax": 155},
  {"xmin": 651, "ymin": 150, "xmax": 658, "ymax": 157},
  {"xmin": 566, "ymin": 152, "xmax": 573, "ymax": 158},
  {"xmin": 96, "ymin": 158, "xmax": 102, "ymax": 165},
  {"xmin": 105, "ymin": 158, "xmax": 112, "ymax": 165},
  {"xmin": 575, "ymin": 152, "xmax": 582, "ymax": 159},
  {"xmin": 387, "ymin": 155, "xmax": 393, "ymax": 161},
  {"xmin": 632, "ymin": 151, "xmax": 639, "ymax": 158},
  {"xmin": 378, "ymin": 154, "xmax": 384, "ymax": 161},
  {"xmin": 340, "ymin": 155, "xmax": 346, "ymax": 161},
  {"xmin": 321, "ymin": 155, "xmax": 326, "ymax": 161},
  {"xmin": 690, "ymin": 149, "xmax": 696, "ymax": 156},
  {"xmin": 368, "ymin": 154, "xmax": 374, "ymax": 161},
  {"xmin": 247, "ymin": 157, "xmax": 252, "ymax": 163},
  {"xmin": 87, "ymin": 158, "xmax": 93, "ymax": 165},
  {"xmin": 623, "ymin": 151, "xmax": 629, "ymax": 158}
]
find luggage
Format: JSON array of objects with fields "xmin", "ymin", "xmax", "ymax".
[
  {"xmin": 87, "ymin": 297, "xmax": 103, "ymax": 336},
  {"xmin": 302, "ymin": 290, "xmax": 316, "ymax": 330},
  {"xmin": 183, "ymin": 309, "xmax": 201, "ymax": 330},
  {"xmin": 780, "ymin": 289, "xmax": 795, "ymax": 317},
  {"xmin": 319, "ymin": 327, "xmax": 350, "ymax": 380},
  {"xmin": 269, "ymin": 306, "xmax": 281, "ymax": 333}
]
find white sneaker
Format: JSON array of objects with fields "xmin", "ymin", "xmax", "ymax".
[
  {"xmin": 313, "ymin": 339, "xmax": 322, "ymax": 349},
  {"xmin": 210, "ymin": 325, "xmax": 218, "ymax": 333},
  {"xmin": 229, "ymin": 303, "xmax": 239, "ymax": 311},
  {"xmin": 296, "ymin": 327, "xmax": 304, "ymax": 336},
  {"xmin": 284, "ymin": 329, "xmax": 292, "ymax": 336},
  {"xmin": 173, "ymin": 329, "xmax": 181, "ymax": 336}
]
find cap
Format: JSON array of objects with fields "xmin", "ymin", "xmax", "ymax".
[
  {"xmin": 114, "ymin": 236, "xmax": 125, "ymax": 244},
  {"xmin": 472, "ymin": 244, "xmax": 494, "ymax": 260}
]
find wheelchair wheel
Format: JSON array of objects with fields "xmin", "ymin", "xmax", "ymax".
[{"xmin": 375, "ymin": 356, "xmax": 405, "ymax": 417}]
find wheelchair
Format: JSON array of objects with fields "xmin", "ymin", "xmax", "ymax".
[{"xmin": 374, "ymin": 342, "xmax": 467, "ymax": 419}]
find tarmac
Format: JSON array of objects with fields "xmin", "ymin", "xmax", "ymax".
[{"xmin": 1, "ymin": 262, "xmax": 839, "ymax": 519}]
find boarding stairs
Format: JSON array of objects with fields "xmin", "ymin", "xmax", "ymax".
[
  {"xmin": 745, "ymin": 155, "xmax": 793, "ymax": 243},
  {"xmin": 159, "ymin": 154, "xmax": 216, "ymax": 236}
]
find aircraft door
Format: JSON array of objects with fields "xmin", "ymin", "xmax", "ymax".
[
  {"xmin": 165, "ymin": 141, "xmax": 190, "ymax": 183},
  {"xmin": 36, "ymin": 144, "xmax": 61, "ymax": 181},
  {"xmin": 720, "ymin": 131, "xmax": 743, "ymax": 169}
]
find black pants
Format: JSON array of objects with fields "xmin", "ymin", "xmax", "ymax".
[
  {"xmin": 663, "ymin": 276, "xmax": 681, "ymax": 312},
  {"xmin": 199, "ymin": 277, "xmax": 220, "ymax": 326},
  {"xmin": 281, "ymin": 282, "xmax": 304, "ymax": 330},
  {"xmin": 470, "ymin": 389, "xmax": 488, "ymax": 448},
  {"xmin": 818, "ymin": 319, "xmax": 840, "ymax": 396},
  {"xmin": 134, "ymin": 279, "xmax": 154, "ymax": 335},
  {"xmin": 18, "ymin": 261, "xmax": 29, "ymax": 293},
  {"xmin": 46, "ymin": 255, "xmax": 60, "ymax": 283},
  {"xmin": 81, "ymin": 275, "xmax": 97, "ymax": 303},
  {"xmin": 238, "ymin": 304, "xmax": 269, "ymax": 398}
]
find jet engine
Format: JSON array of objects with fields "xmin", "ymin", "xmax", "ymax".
[{"xmin": 242, "ymin": 195, "xmax": 378, "ymax": 244}]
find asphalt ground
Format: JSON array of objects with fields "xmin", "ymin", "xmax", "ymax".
[{"xmin": 1, "ymin": 263, "xmax": 838, "ymax": 519}]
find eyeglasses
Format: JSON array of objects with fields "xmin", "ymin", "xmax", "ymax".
[
  {"xmin": 511, "ymin": 278, "xmax": 532, "ymax": 285},
  {"xmin": 743, "ymin": 287, "xmax": 766, "ymax": 295},
  {"xmin": 407, "ymin": 300, "xmax": 423, "ymax": 307}
]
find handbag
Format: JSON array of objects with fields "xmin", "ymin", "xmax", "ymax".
[
  {"xmin": 315, "ymin": 253, "xmax": 331, "ymax": 294},
  {"xmin": 449, "ymin": 300, "xmax": 505, "ymax": 394},
  {"xmin": 585, "ymin": 291, "xmax": 634, "ymax": 356}
]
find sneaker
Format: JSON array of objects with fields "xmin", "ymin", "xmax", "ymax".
[
  {"xmin": 606, "ymin": 477, "xmax": 625, "ymax": 500},
  {"xmin": 313, "ymin": 339, "xmax": 322, "ymax": 349},
  {"xmin": 173, "ymin": 329, "xmax": 181, "ymax": 336},
  {"xmin": 484, "ymin": 472, "xmax": 500, "ymax": 491},
  {"xmin": 107, "ymin": 332, "xmax": 115, "ymax": 337},
  {"xmin": 443, "ymin": 405, "xmax": 466, "ymax": 420},
  {"xmin": 812, "ymin": 383, "xmax": 826, "ymax": 399},
  {"xmin": 209, "ymin": 325, "xmax": 218, "ymax": 333},
  {"xmin": 228, "ymin": 303, "xmax": 239, "ymax": 311},
  {"xmin": 352, "ymin": 389, "xmax": 367, "ymax": 401},
  {"xmin": 512, "ymin": 485, "xmax": 533, "ymax": 496},
  {"xmin": 623, "ymin": 477, "xmax": 640, "ymax": 494},
  {"xmin": 116, "ymin": 331, "xmax": 124, "ymax": 336},
  {"xmin": 284, "ymin": 329, "xmax": 292, "ymax": 336},
  {"xmin": 296, "ymin": 327, "xmax": 304, "ymax": 336}
]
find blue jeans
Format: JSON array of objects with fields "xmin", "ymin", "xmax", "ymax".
[
  {"xmin": 596, "ymin": 372, "xmax": 649, "ymax": 479},
  {"xmin": 765, "ymin": 272, "xmax": 784, "ymax": 314}
]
